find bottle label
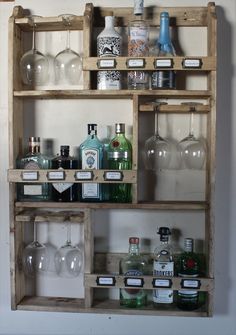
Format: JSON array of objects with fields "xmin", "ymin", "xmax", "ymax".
[
  {"xmin": 153, "ymin": 260, "xmax": 174, "ymax": 304},
  {"xmin": 97, "ymin": 71, "xmax": 121, "ymax": 90},
  {"xmin": 130, "ymin": 27, "xmax": 148, "ymax": 42},
  {"xmin": 82, "ymin": 149, "xmax": 100, "ymax": 198},
  {"xmin": 97, "ymin": 37, "xmax": 121, "ymax": 57},
  {"xmin": 108, "ymin": 151, "xmax": 130, "ymax": 159},
  {"xmin": 23, "ymin": 185, "xmax": 42, "ymax": 195},
  {"xmin": 122, "ymin": 269, "xmax": 143, "ymax": 296},
  {"xmin": 52, "ymin": 168, "xmax": 73, "ymax": 193},
  {"xmin": 153, "ymin": 289, "xmax": 173, "ymax": 304}
]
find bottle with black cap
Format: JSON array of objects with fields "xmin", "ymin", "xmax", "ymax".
[
  {"xmin": 153, "ymin": 227, "xmax": 174, "ymax": 306},
  {"xmin": 51, "ymin": 145, "xmax": 78, "ymax": 202}
]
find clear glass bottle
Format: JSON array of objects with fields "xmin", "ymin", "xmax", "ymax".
[
  {"xmin": 128, "ymin": 0, "xmax": 149, "ymax": 90},
  {"xmin": 177, "ymin": 238, "xmax": 201, "ymax": 310},
  {"xmin": 17, "ymin": 137, "xmax": 50, "ymax": 201},
  {"xmin": 51, "ymin": 145, "xmax": 78, "ymax": 202},
  {"xmin": 153, "ymin": 227, "xmax": 174, "ymax": 306},
  {"xmin": 151, "ymin": 12, "xmax": 176, "ymax": 89},
  {"xmin": 120, "ymin": 237, "xmax": 147, "ymax": 308},
  {"xmin": 79, "ymin": 124, "xmax": 104, "ymax": 201},
  {"xmin": 97, "ymin": 14, "xmax": 122, "ymax": 90},
  {"xmin": 107, "ymin": 123, "xmax": 132, "ymax": 202}
]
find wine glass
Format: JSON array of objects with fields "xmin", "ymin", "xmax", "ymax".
[
  {"xmin": 22, "ymin": 220, "xmax": 49, "ymax": 277},
  {"xmin": 144, "ymin": 103, "xmax": 171, "ymax": 170},
  {"xmin": 54, "ymin": 14, "xmax": 82, "ymax": 85},
  {"xmin": 178, "ymin": 103, "xmax": 206, "ymax": 170},
  {"xmin": 20, "ymin": 16, "xmax": 49, "ymax": 86},
  {"xmin": 54, "ymin": 223, "xmax": 82, "ymax": 278}
]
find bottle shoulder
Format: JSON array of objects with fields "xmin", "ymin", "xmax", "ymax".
[{"xmin": 80, "ymin": 136, "xmax": 104, "ymax": 150}]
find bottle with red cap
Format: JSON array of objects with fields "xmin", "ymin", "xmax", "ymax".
[{"xmin": 120, "ymin": 237, "xmax": 148, "ymax": 308}]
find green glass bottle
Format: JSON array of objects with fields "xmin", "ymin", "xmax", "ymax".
[
  {"xmin": 120, "ymin": 237, "xmax": 147, "ymax": 308},
  {"xmin": 107, "ymin": 123, "xmax": 132, "ymax": 202}
]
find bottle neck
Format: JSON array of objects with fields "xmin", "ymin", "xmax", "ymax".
[
  {"xmin": 129, "ymin": 243, "xmax": 140, "ymax": 255},
  {"xmin": 61, "ymin": 150, "xmax": 69, "ymax": 157},
  {"xmin": 159, "ymin": 16, "xmax": 171, "ymax": 44},
  {"xmin": 29, "ymin": 144, "xmax": 40, "ymax": 154},
  {"xmin": 105, "ymin": 16, "xmax": 115, "ymax": 30}
]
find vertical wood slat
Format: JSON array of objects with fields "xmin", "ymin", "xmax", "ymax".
[
  {"xmin": 132, "ymin": 94, "xmax": 139, "ymax": 204},
  {"xmin": 83, "ymin": 3, "xmax": 94, "ymax": 90},
  {"xmin": 206, "ymin": 1, "xmax": 217, "ymax": 317},
  {"xmin": 84, "ymin": 209, "xmax": 94, "ymax": 308}
]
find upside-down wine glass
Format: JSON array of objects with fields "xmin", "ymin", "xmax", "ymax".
[
  {"xmin": 178, "ymin": 102, "xmax": 206, "ymax": 169},
  {"xmin": 54, "ymin": 222, "xmax": 82, "ymax": 278},
  {"xmin": 22, "ymin": 220, "xmax": 49, "ymax": 277},
  {"xmin": 54, "ymin": 14, "xmax": 82, "ymax": 85},
  {"xmin": 20, "ymin": 16, "xmax": 49, "ymax": 86},
  {"xmin": 144, "ymin": 103, "xmax": 171, "ymax": 170}
]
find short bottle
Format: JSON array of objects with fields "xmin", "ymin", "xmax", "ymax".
[
  {"xmin": 107, "ymin": 123, "xmax": 132, "ymax": 202},
  {"xmin": 120, "ymin": 237, "xmax": 147, "ymax": 308},
  {"xmin": 17, "ymin": 137, "xmax": 50, "ymax": 201},
  {"xmin": 97, "ymin": 14, "xmax": 122, "ymax": 90},
  {"xmin": 151, "ymin": 12, "xmax": 176, "ymax": 89},
  {"xmin": 153, "ymin": 227, "xmax": 174, "ymax": 305},
  {"xmin": 177, "ymin": 238, "xmax": 201, "ymax": 310},
  {"xmin": 128, "ymin": 0, "xmax": 149, "ymax": 90},
  {"xmin": 51, "ymin": 145, "xmax": 78, "ymax": 202},
  {"xmin": 79, "ymin": 124, "xmax": 104, "ymax": 202}
]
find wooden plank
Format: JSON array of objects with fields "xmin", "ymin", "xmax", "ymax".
[
  {"xmin": 139, "ymin": 104, "xmax": 210, "ymax": 113},
  {"xmin": 83, "ymin": 56, "xmax": 216, "ymax": 71},
  {"xmin": 84, "ymin": 209, "xmax": 94, "ymax": 308},
  {"xmin": 14, "ymin": 201, "xmax": 208, "ymax": 210},
  {"xmin": 13, "ymin": 89, "xmax": 212, "ymax": 99},
  {"xmin": 94, "ymin": 7, "xmax": 208, "ymax": 27},
  {"xmin": 8, "ymin": 169, "xmax": 137, "ymax": 184},
  {"xmin": 83, "ymin": 3, "xmax": 94, "ymax": 89},
  {"xmin": 15, "ymin": 210, "xmax": 85, "ymax": 223}
]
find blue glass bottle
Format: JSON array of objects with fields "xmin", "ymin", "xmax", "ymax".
[
  {"xmin": 79, "ymin": 124, "xmax": 104, "ymax": 202},
  {"xmin": 152, "ymin": 12, "xmax": 176, "ymax": 89}
]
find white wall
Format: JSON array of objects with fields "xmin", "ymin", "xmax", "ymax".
[{"xmin": 0, "ymin": 0, "xmax": 236, "ymax": 334}]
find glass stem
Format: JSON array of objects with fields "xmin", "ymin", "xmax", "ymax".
[
  {"xmin": 33, "ymin": 220, "xmax": 37, "ymax": 243},
  {"xmin": 66, "ymin": 223, "xmax": 72, "ymax": 246},
  {"xmin": 189, "ymin": 112, "xmax": 194, "ymax": 137},
  {"xmin": 66, "ymin": 29, "xmax": 71, "ymax": 50},
  {"xmin": 32, "ymin": 26, "xmax": 36, "ymax": 51},
  {"xmin": 154, "ymin": 111, "xmax": 159, "ymax": 136}
]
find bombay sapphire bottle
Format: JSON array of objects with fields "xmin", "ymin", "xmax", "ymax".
[
  {"xmin": 120, "ymin": 237, "xmax": 148, "ymax": 308},
  {"xmin": 97, "ymin": 14, "xmax": 122, "ymax": 90},
  {"xmin": 79, "ymin": 124, "xmax": 104, "ymax": 201},
  {"xmin": 17, "ymin": 137, "xmax": 50, "ymax": 201},
  {"xmin": 51, "ymin": 145, "xmax": 78, "ymax": 202},
  {"xmin": 151, "ymin": 12, "xmax": 176, "ymax": 89}
]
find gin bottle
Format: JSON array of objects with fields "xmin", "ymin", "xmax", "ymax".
[
  {"xmin": 151, "ymin": 12, "xmax": 176, "ymax": 89},
  {"xmin": 128, "ymin": 0, "xmax": 149, "ymax": 90},
  {"xmin": 51, "ymin": 145, "xmax": 78, "ymax": 202},
  {"xmin": 153, "ymin": 227, "xmax": 174, "ymax": 305},
  {"xmin": 79, "ymin": 124, "xmax": 104, "ymax": 201},
  {"xmin": 17, "ymin": 137, "xmax": 50, "ymax": 201},
  {"xmin": 177, "ymin": 238, "xmax": 200, "ymax": 310},
  {"xmin": 97, "ymin": 14, "xmax": 122, "ymax": 90},
  {"xmin": 120, "ymin": 237, "xmax": 147, "ymax": 308},
  {"xmin": 107, "ymin": 123, "xmax": 132, "ymax": 202}
]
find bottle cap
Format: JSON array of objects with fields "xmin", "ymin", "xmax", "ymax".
[
  {"xmin": 29, "ymin": 137, "xmax": 40, "ymax": 143},
  {"xmin": 129, "ymin": 237, "xmax": 139, "ymax": 244},
  {"xmin": 60, "ymin": 145, "xmax": 70, "ymax": 151},
  {"xmin": 115, "ymin": 123, "xmax": 125, "ymax": 134},
  {"xmin": 88, "ymin": 124, "xmax": 97, "ymax": 134},
  {"xmin": 134, "ymin": 0, "xmax": 144, "ymax": 16},
  {"xmin": 184, "ymin": 238, "xmax": 194, "ymax": 252},
  {"xmin": 157, "ymin": 227, "xmax": 171, "ymax": 236}
]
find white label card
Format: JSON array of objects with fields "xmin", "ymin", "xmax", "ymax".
[
  {"xmin": 24, "ymin": 185, "xmax": 42, "ymax": 195},
  {"xmin": 104, "ymin": 171, "xmax": 122, "ymax": 181},
  {"xmin": 183, "ymin": 59, "xmax": 202, "ymax": 68},
  {"xmin": 182, "ymin": 280, "xmax": 200, "ymax": 288},
  {"xmin": 155, "ymin": 59, "xmax": 172, "ymax": 68},
  {"xmin": 153, "ymin": 279, "xmax": 171, "ymax": 288},
  {"xmin": 98, "ymin": 59, "xmax": 116, "ymax": 68},
  {"xmin": 127, "ymin": 59, "xmax": 144, "ymax": 68},
  {"xmin": 98, "ymin": 277, "xmax": 114, "ymax": 285},
  {"xmin": 75, "ymin": 171, "xmax": 93, "ymax": 180},
  {"xmin": 47, "ymin": 171, "xmax": 65, "ymax": 180},
  {"xmin": 22, "ymin": 171, "xmax": 38, "ymax": 181},
  {"xmin": 126, "ymin": 278, "xmax": 142, "ymax": 287}
]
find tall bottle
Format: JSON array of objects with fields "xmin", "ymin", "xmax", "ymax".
[
  {"xmin": 153, "ymin": 227, "xmax": 174, "ymax": 306},
  {"xmin": 79, "ymin": 124, "xmax": 103, "ymax": 202},
  {"xmin": 151, "ymin": 12, "xmax": 176, "ymax": 89},
  {"xmin": 51, "ymin": 145, "xmax": 78, "ymax": 202},
  {"xmin": 177, "ymin": 238, "xmax": 201, "ymax": 310},
  {"xmin": 107, "ymin": 123, "xmax": 132, "ymax": 202},
  {"xmin": 120, "ymin": 237, "xmax": 147, "ymax": 308},
  {"xmin": 128, "ymin": 0, "xmax": 149, "ymax": 90},
  {"xmin": 97, "ymin": 14, "xmax": 122, "ymax": 90},
  {"xmin": 17, "ymin": 137, "xmax": 50, "ymax": 201}
]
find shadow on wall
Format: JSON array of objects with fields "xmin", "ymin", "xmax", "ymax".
[{"xmin": 214, "ymin": 6, "xmax": 232, "ymax": 316}]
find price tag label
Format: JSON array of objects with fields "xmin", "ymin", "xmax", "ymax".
[
  {"xmin": 181, "ymin": 279, "xmax": 201, "ymax": 289},
  {"xmin": 97, "ymin": 59, "xmax": 116, "ymax": 69},
  {"xmin": 21, "ymin": 171, "xmax": 39, "ymax": 181},
  {"xmin": 127, "ymin": 58, "xmax": 145, "ymax": 68},
  {"xmin": 96, "ymin": 276, "xmax": 116, "ymax": 286},
  {"xmin": 104, "ymin": 171, "xmax": 123, "ymax": 181},
  {"xmin": 182, "ymin": 58, "xmax": 202, "ymax": 69},
  {"xmin": 47, "ymin": 171, "xmax": 65, "ymax": 180},
  {"xmin": 75, "ymin": 171, "xmax": 93, "ymax": 181},
  {"xmin": 155, "ymin": 58, "xmax": 173, "ymax": 68},
  {"xmin": 125, "ymin": 277, "xmax": 144, "ymax": 287},
  {"xmin": 153, "ymin": 279, "xmax": 172, "ymax": 288}
]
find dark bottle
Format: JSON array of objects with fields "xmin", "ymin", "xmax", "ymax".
[{"xmin": 51, "ymin": 145, "xmax": 78, "ymax": 202}]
